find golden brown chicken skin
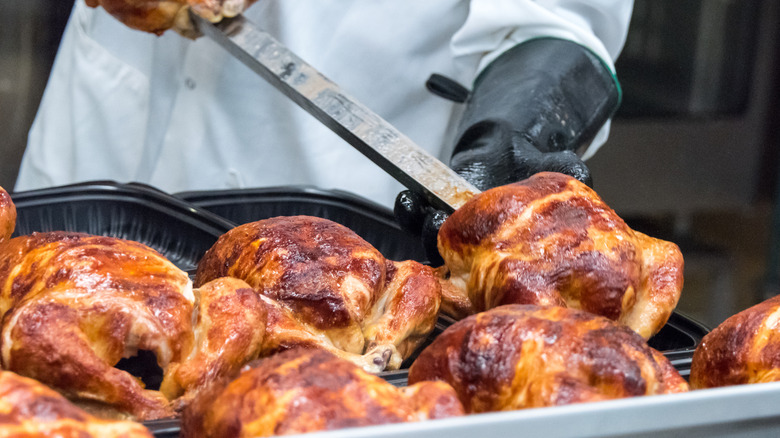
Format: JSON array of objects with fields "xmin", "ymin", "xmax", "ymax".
[
  {"xmin": 0, "ymin": 370, "xmax": 153, "ymax": 437},
  {"xmin": 0, "ymin": 186, "xmax": 15, "ymax": 244},
  {"xmin": 408, "ymin": 305, "xmax": 688, "ymax": 413},
  {"xmin": 195, "ymin": 216, "xmax": 441, "ymax": 372},
  {"xmin": 690, "ymin": 294, "xmax": 780, "ymax": 389},
  {"xmin": 163, "ymin": 277, "xmax": 267, "ymax": 410},
  {"xmin": 0, "ymin": 232, "xmax": 193, "ymax": 420},
  {"xmin": 84, "ymin": 0, "xmax": 258, "ymax": 36},
  {"xmin": 180, "ymin": 348, "xmax": 464, "ymax": 438},
  {"xmin": 0, "ymin": 230, "xmax": 268, "ymax": 420},
  {"xmin": 437, "ymin": 172, "xmax": 684, "ymax": 339}
]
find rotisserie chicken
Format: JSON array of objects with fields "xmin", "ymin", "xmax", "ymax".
[
  {"xmin": 180, "ymin": 348, "xmax": 464, "ymax": 437},
  {"xmin": 0, "ymin": 186, "xmax": 14, "ymax": 244},
  {"xmin": 0, "ymin": 231, "xmax": 190, "ymax": 419},
  {"xmin": 195, "ymin": 215, "xmax": 442, "ymax": 373},
  {"xmin": 690, "ymin": 294, "xmax": 780, "ymax": 389},
  {"xmin": 408, "ymin": 305, "xmax": 689, "ymax": 413},
  {"xmin": 0, "ymin": 228, "xmax": 267, "ymax": 420},
  {"xmin": 84, "ymin": 0, "xmax": 258, "ymax": 36},
  {"xmin": 0, "ymin": 370, "xmax": 153, "ymax": 437},
  {"xmin": 437, "ymin": 172, "xmax": 684, "ymax": 339}
]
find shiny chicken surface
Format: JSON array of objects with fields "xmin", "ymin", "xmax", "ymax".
[
  {"xmin": 438, "ymin": 172, "xmax": 684, "ymax": 339},
  {"xmin": 181, "ymin": 348, "xmax": 464, "ymax": 437},
  {"xmin": 195, "ymin": 216, "xmax": 441, "ymax": 372},
  {"xmin": 0, "ymin": 232, "xmax": 192, "ymax": 420},
  {"xmin": 84, "ymin": 0, "xmax": 258, "ymax": 36},
  {"xmin": 163, "ymin": 276, "xmax": 267, "ymax": 410},
  {"xmin": 690, "ymin": 294, "xmax": 780, "ymax": 389},
  {"xmin": 0, "ymin": 198, "xmax": 268, "ymax": 421},
  {"xmin": 0, "ymin": 370, "xmax": 153, "ymax": 437},
  {"xmin": 408, "ymin": 305, "xmax": 689, "ymax": 413},
  {"xmin": 0, "ymin": 186, "xmax": 14, "ymax": 244}
]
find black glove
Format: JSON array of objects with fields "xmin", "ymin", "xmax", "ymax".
[{"xmin": 395, "ymin": 38, "xmax": 621, "ymax": 265}]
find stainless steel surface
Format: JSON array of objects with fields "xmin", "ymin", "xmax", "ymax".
[
  {"xmin": 295, "ymin": 381, "xmax": 780, "ymax": 438},
  {"xmin": 191, "ymin": 12, "xmax": 480, "ymax": 213}
]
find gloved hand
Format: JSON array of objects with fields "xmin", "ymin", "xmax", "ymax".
[
  {"xmin": 85, "ymin": 0, "xmax": 258, "ymax": 37},
  {"xmin": 395, "ymin": 38, "xmax": 621, "ymax": 265}
]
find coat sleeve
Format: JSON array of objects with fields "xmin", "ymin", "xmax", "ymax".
[{"xmin": 450, "ymin": 0, "xmax": 634, "ymax": 159}]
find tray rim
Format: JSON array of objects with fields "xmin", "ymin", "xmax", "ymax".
[
  {"xmin": 174, "ymin": 184, "xmax": 405, "ymax": 234},
  {"xmin": 289, "ymin": 380, "xmax": 780, "ymax": 438},
  {"xmin": 143, "ymin": 381, "xmax": 780, "ymax": 438},
  {"xmin": 10, "ymin": 181, "xmax": 237, "ymax": 237}
]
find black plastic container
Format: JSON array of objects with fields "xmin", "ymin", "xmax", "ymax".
[
  {"xmin": 11, "ymin": 181, "xmax": 236, "ymax": 271},
  {"xmin": 176, "ymin": 185, "xmax": 429, "ymax": 263}
]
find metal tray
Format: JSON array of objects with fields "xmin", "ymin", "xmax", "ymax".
[
  {"xmin": 143, "ymin": 381, "xmax": 780, "ymax": 437},
  {"xmin": 271, "ymin": 381, "xmax": 780, "ymax": 438}
]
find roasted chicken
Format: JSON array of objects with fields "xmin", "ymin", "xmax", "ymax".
[
  {"xmin": 437, "ymin": 172, "xmax": 684, "ymax": 339},
  {"xmin": 408, "ymin": 305, "xmax": 689, "ymax": 413},
  {"xmin": 690, "ymin": 294, "xmax": 780, "ymax": 389},
  {"xmin": 0, "ymin": 370, "xmax": 153, "ymax": 437},
  {"xmin": 0, "ymin": 232, "xmax": 190, "ymax": 420},
  {"xmin": 84, "ymin": 0, "xmax": 258, "ymax": 36},
  {"xmin": 180, "ymin": 348, "xmax": 464, "ymax": 437},
  {"xmin": 0, "ymin": 228, "xmax": 267, "ymax": 420},
  {"xmin": 0, "ymin": 186, "xmax": 14, "ymax": 244},
  {"xmin": 195, "ymin": 216, "xmax": 442, "ymax": 373}
]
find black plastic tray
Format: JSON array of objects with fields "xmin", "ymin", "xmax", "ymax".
[
  {"xmin": 175, "ymin": 185, "xmax": 429, "ymax": 263},
  {"xmin": 11, "ymin": 181, "xmax": 236, "ymax": 272}
]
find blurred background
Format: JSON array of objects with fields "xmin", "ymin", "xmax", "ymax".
[{"xmin": 1, "ymin": 0, "xmax": 779, "ymax": 329}]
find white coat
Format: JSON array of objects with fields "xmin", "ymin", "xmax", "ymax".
[{"xmin": 18, "ymin": 0, "xmax": 633, "ymax": 207}]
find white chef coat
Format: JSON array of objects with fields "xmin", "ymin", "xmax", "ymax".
[{"xmin": 18, "ymin": 0, "xmax": 633, "ymax": 208}]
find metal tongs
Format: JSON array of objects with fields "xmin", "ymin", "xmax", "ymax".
[{"xmin": 191, "ymin": 12, "xmax": 479, "ymax": 213}]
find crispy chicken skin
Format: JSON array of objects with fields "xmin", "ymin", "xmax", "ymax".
[
  {"xmin": 195, "ymin": 216, "xmax": 442, "ymax": 373},
  {"xmin": 0, "ymin": 230, "xmax": 267, "ymax": 420},
  {"xmin": 0, "ymin": 370, "xmax": 153, "ymax": 437},
  {"xmin": 180, "ymin": 348, "xmax": 464, "ymax": 438},
  {"xmin": 690, "ymin": 294, "xmax": 780, "ymax": 389},
  {"xmin": 162, "ymin": 277, "xmax": 267, "ymax": 410},
  {"xmin": 437, "ymin": 172, "xmax": 684, "ymax": 339},
  {"xmin": 408, "ymin": 305, "xmax": 688, "ymax": 413},
  {"xmin": 84, "ymin": 0, "xmax": 258, "ymax": 36},
  {"xmin": 0, "ymin": 186, "xmax": 14, "ymax": 244},
  {"xmin": 0, "ymin": 232, "xmax": 193, "ymax": 420}
]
